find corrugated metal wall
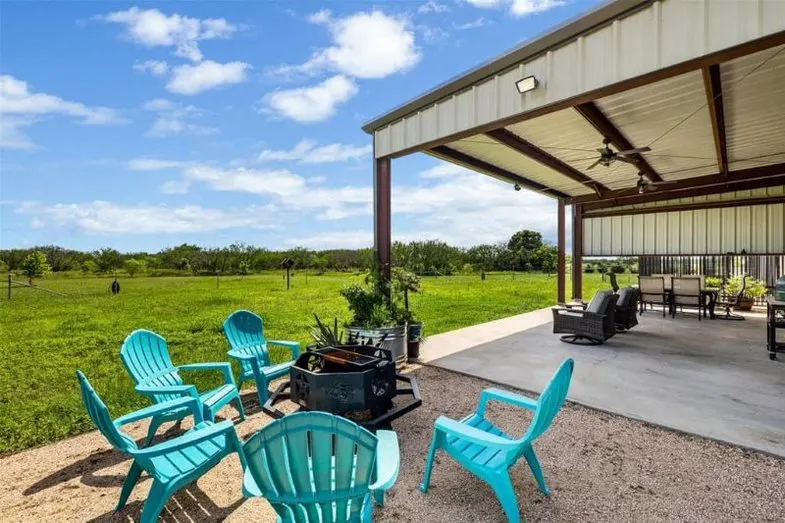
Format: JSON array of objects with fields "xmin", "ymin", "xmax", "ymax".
[
  {"xmin": 374, "ymin": 0, "xmax": 785, "ymax": 158},
  {"xmin": 583, "ymin": 202, "xmax": 785, "ymax": 255}
]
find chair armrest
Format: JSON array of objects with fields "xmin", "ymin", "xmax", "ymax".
[
  {"xmin": 369, "ymin": 430, "xmax": 400, "ymax": 492},
  {"xmin": 478, "ymin": 388, "xmax": 537, "ymax": 416},
  {"xmin": 268, "ymin": 340, "xmax": 301, "ymax": 359},
  {"xmin": 557, "ymin": 302, "xmax": 587, "ymax": 310},
  {"xmin": 133, "ymin": 420, "xmax": 237, "ymax": 458},
  {"xmin": 114, "ymin": 396, "xmax": 204, "ymax": 427},
  {"xmin": 135, "ymin": 383, "xmax": 198, "ymax": 399},
  {"xmin": 434, "ymin": 416, "xmax": 519, "ymax": 451},
  {"xmin": 179, "ymin": 362, "xmax": 236, "ymax": 386},
  {"xmin": 227, "ymin": 350, "xmax": 257, "ymax": 361}
]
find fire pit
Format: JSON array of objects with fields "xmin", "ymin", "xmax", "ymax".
[{"xmin": 262, "ymin": 344, "xmax": 421, "ymax": 431}]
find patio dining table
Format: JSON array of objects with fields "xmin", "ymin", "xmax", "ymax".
[{"xmin": 663, "ymin": 287, "xmax": 719, "ymax": 319}]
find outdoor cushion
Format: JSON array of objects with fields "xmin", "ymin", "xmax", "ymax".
[
  {"xmin": 586, "ymin": 290, "xmax": 613, "ymax": 314},
  {"xmin": 616, "ymin": 287, "xmax": 635, "ymax": 307}
]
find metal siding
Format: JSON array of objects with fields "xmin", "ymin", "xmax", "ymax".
[
  {"xmin": 601, "ymin": 217, "xmax": 612, "ymax": 256},
  {"xmin": 706, "ymin": 208, "xmax": 722, "ymax": 253},
  {"xmin": 420, "ymin": 105, "xmax": 438, "ymax": 143},
  {"xmin": 693, "ymin": 209, "xmax": 707, "ymax": 254},
  {"xmin": 659, "ymin": 0, "xmax": 705, "ymax": 67},
  {"xmin": 680, "ymin": 210, "xmax": 693, "ymax": 254},
  {"xmin": 621, "ymin": 215, "xmax": 634, "ymax": 255},
  {"xmin": 391, "ymin": 119, "xmax": 405, "ymax": 153},
  {"xmin": 721, "ymin": 208, "xmax": 736, "ymax": 252},
  {"xmin": 632, "ymin": 214, "xmax": 645, "ymax": 253},
  {"xmin": 375, "ymin": 126, "xmax": 392, "ymax": 157},
  {"xmin": 611, "ymin": 215, "xmax": 623, "ymax": 255},
  {"xmin": 736, "ymin": 206, "xmax": 752, "ymax": 251},
  {"xmin": 769, "ymin": 204, "xmax": 784, "ymax": 253},
  {"xmin": 584, "ymin": 219, "xmax": 595, "ymax": 256},
  {"xmin": 667, "ymin": 211, "xmax": 680, "ymax": 253},
  {"xmin": 643, "ymin": 214, "xmax": 657, "ymax": 254},
  {"xmin": 590, "ymin": 217, "xmax": 601, "ymax": 256},
  {"xmin": 475, "ymin": 79, "xmax": 496, "ymax": 125},
  {"xmin": 752, "ymin": 205, "xmax": 768, "ymax": 252},
  {"xmin": 549, "ymin": 40, "xmax": 580, "ymax": 102},
  {"xmin": 654, "ymin": 213, "xmax": 668, "ymax": 254},
  {"xmin": 455, "ymin": 88, "xmax": 475, "ymax": 131},
  {"xmin": 437, "ymin": 98, "xmax": 456, "ymax": 137},
  {"xmin": 498, "ymin": 68, "xmax": 521, "ymax": 119}
]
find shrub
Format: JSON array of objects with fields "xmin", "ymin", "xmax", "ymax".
[
  {"xmin": 584, "ymin": 265, "xmax": 595, "ymax": 273},
  {"xmin": 610, "ymin": 264, "xmax": 626, "ymax": 274}
]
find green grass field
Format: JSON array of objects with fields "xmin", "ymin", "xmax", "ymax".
[{"xmin": 0, "ymin": 271, "xmax": 610, "ymax": 454}]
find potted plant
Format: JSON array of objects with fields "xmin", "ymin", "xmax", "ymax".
[
  {"xmin": 393, "ymin": 268, "xmax": 423, "ymax": 359},
  {"xmin": 726, "ymin": 276, "xmax": 768, "ymax": 310},
  {"xmin": 340, "ymin": 266, "xmax": 407, "ymax": 363}
]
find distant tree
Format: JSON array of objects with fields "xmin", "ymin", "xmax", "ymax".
[
  {"xmin": 531, "ymin": 245, "xmax": 558, "ymax": 274},
  {"xmin": 94, "ymin": 247, "xmax": 123, "ymax": 273},
  {"xmin": 81, "ymin": 260, "xmax": 98, "ymax": 275},
  {"xmin": 0, "ymin": 259, "xmax": 8, "ymax": 274},
  {"xmin": 238, "ymin": 260, "xmax": 251, "ymax": 276},
  {"xmin": 311, "ymin": 255, "xmax": 329, "ymax": 275},
  {"xmin": 507, "ymin": 230, "xmax": 544, "ymax": 271},
  {"xmin": 465, "ymin": 244, "xmax": 498, "ymax": 271},
  {"xmin": 176, "ymin": 257, "xmax": 191, "ymax": 272},
  {"xmin": 124, "ymin": 258, "xmax": 146, "ymax": 277},
  {"xmin": 21, "ymin": 250, "xmax": 51, "ymax": 284}
]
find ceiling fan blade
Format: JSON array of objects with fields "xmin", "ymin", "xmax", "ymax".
[
  {"xmin": 586, "ymin": 159, "xmax": 602, "ymax": 171},
  {"xmin": 616, "ymin": 156, "xmax": 637, "ymax": 164},
  {"xmin": 596, "ymin": 148, "xmax": 607, "ymax": 153},
  {"xmin": 617, "ymin": 146, "xmax": 652, "ymax": 155}
]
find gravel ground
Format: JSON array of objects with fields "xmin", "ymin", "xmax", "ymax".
[{"xmin": 1, "ymin": 364, "xmax": 784, "ymax": 522}]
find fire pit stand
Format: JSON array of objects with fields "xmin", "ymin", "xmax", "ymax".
[{"xmin": 262, "ymin": 345, "xmax": 421, "ymax": 431}]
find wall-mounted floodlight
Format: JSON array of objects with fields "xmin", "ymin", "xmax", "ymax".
[{"xmin": 515, "ymin": 75, "xmax": 538, "ymax": 94}]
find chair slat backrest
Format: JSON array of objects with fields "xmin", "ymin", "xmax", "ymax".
[
  {"xmin": 224, "ymin": 310, "xmax": 270, "ymax": 370},
  {"xmin": 76, "ymin": 371, "xmax": 138, "ymax": 454},
  {"xmin": 120, "ymin": 329, "xmax": 183, "ymax": 403},
  {"xmin": 523, "ymin": 358, "xmax": 574, "ymax": 443},
  {"xmin": 651, "ymin": 273, "xmax": 673, "ymax": 290},
  {"xmin": 639, "ymin": 276, "xmax": 665, "ymax": 294},
  {"xmin": 244, "ymin": 412, "xmax": 378, "ymax": 523},
  {"xmin": 673, "ymin": 277, "xmax": 700, "ymax": 296}
]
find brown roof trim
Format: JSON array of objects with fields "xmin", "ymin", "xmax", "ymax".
[
  {"xmin": 702, "ymin": 65, "xmax": 729, "ymax": 177},
  {"xmin": 584, "ymin": 195, "xmax": 785, "ymax": 218},
  {"xmin": 485, "ymin": 128, "xmax": 611, "ymax": 196},
  {"xmin": 362, "ymin": 0, "xmax": 653, "ymax": 134},
  {"xmin": 430, "ymin": 145, "xmax": 569, "ymax": 198}
]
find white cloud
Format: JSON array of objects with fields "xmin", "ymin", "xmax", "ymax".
[
  {"xmin": 420, "ymin": 25, "xmax": 450, "ymax": 43},
  {"xmin": 258, "ymin": 139, "xmax": 371, "ymax": 164},
  {"xmin": 454, "ymin": 17, "xmax": 487, "ymax": 29},
  {"xmin": 271, "ymin": 11, "xmax": 420, "ymax": 80},
  {"xmin": 419, "ymin": 1, "xmax": 450, "ymax": 13},
  {"xmin": 16, "ymin": 201, "xmax": 279, "ymax": 234},
  {"xmin": 166, "ymin": 60, "xmax": 251, "ymax": 95},
  {"xmin": 159, "ymin": 180, "xmax": 191, "ymax": 194},
  {"xmin": 99, "ymin": 7, "xmax": 237, "ymax": 62},
  {"xmin": 464, "ymin": 0, "xmax": 564, "ymax": 17},
  {"xmin": 263, "ymin": 75, "xmax": 358, "ymax": 123},
  {"xmin": 141, "ymin": 98, "xmax": 218, "ymax": 137},
  {"xmin": 127, "ymin": 158, "xmax": 191, "ymax": 170},
  {"xmin": 0, "ymin": 75, "xmax": 125, "ymax": 149},
  {"xmin": 418, "ymin": 163, "xmax": 471, "ymax": 179},
  {"xmin": 132, "ymin": 59, "xmax": 169, "ymax": 76},
  {"xmin": 285, "ymin": 230, "xmax": 372, "ymax": 249}
]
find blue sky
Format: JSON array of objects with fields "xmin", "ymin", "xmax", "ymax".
[{"xmin": 1, "ymin": 0, "xmax": 598, "ymax": 252}]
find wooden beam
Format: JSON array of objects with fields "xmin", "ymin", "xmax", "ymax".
[
  {"xmin": 485, "ymin": 128, "xmax": 611, "ymax": 196},
  {"xmin": 572, "ymin": 204, "xmax": 583, "ymax": 300},
  {"xmin": 430, "ymin": 145, "xmax": 569, "ymax": 198},
  {"xmin": 581, "ymin": 175, "xmax": 785, "ymax": 211},
  {"xmin": 703, "ymin": 64, "xmax": 729, "ymax": 177},
  {"xmin": 574, "ymin": 101, "xmax": 663, "ymax": 183},
  {"xmin": 374, "ymin": 156, "xmax": 392, "ymax": 282},
  {"xmin": 568, "ymin": 162, "xmax": 785, "ymax": 207},
  {"xmin": 385, "ymin": 31, "xmax": 785, "ymax": 160},
  {"xmin": 584, "ymin": 195, "xmax": 785, "ymax": 218},
  {"xmin": 557, "ymin": 199, "xmax": 566, "ymax": 303}
]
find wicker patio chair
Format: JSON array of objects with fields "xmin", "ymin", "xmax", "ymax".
[
  {"xmin": 614, "ymin": 287, "xmax": 640, "ymax": 332},
  {"xmin": 638, "ymin": 276, "xmax": 668, "ymax": 317},
  {"xmin": 672, "ymin": 277, "xmax": 702, "ymax": 319},
  {"xmin": 553, "ymin": 290, "xmax": 619, "ymax": 345}
]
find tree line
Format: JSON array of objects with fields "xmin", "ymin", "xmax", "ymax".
[{"xmin": 0, "ymin": 230, "xmax": 560, "ymax": 278}]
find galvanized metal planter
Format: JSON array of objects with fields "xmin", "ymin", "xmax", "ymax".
[{"xmin": 348, "ymin": 325, "xmax": 407, "ymax": 364}]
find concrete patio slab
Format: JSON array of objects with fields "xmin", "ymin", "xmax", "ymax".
[{"xmin": 427, "ymin": 309, "xmax": 785, "ymax": 457}]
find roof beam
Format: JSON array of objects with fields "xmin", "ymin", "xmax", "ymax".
[
  {"xmin": 574, "ymin": 101, "xmax": 663, "ymax": 183},
  {"xmin": 485, "ymin": 128, "xmax": 611, "ymax": 197},
  {"xmin": 584, "ymin": 195, "xmax": 785, "ymax": 218},
  {"xmin": 702, "ymin": 64, "xmax": 729, "ymax": 178},
  {"xmin": 430, "ymin": 145, "xmax": 569, "ymax": 198}
]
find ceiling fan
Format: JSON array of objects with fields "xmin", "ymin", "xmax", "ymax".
[
  {"xmin": 635, "ymin": 171, "xmax": 676, "ymax": 194},
  {"xmin": 586, "ymin": 138, "xmax": 651, "ymax": 170}
]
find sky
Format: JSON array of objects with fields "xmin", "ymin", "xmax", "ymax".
[{"xmin": 0, "ymin": 0, "xmax": 600, "ymax": 253}]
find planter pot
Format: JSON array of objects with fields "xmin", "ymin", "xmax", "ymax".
[
  {"xmin": 407, "ymin": 322, "xmax": 423, "ymax": 342},
  {"xmin": 734, "ymin": 296, "xmax": 755, "ymax": 311},
  {"xmin": 348, "ymin": 325, "xmax": 407, "ymax": 364},
  {"xmin": 407, "ymin": 340, "xmax": 420, "ymax": 360}
]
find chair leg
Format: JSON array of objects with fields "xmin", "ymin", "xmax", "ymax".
[
  {"xmin": 420, "ymin": 431, "xmax": 441, "ymax": 493},
  {"xmin": 144, "ymin": 415, "xmax": 165, "ymax": 446},
  {"xmin": 116, "ymin": 460, "xmax": 143, "ymax": 511},
  {"xmin": 256, "ymin": 377, "xmax": 270, "ymax": 407},
  {"xmin": 373, "ymin": 489, "xmax": 385, "ymax": 507},
  {"xmin": 140, "ymin": 480, "xmax": 172, "ymax": 523},
  {"xmin": 234, "ymin": 393, "xmax": 246, "ymax": 421},
  {"xmin": 523, "ymin": 445, "xmax": 551, "ymax": 496},
  {"xmin": 488, "ymin": 473, "xmax": 521, "ymax": 523}
]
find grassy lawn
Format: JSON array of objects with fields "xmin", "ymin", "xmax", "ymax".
[{"xmin": 0, "ymin": 270, "xmax": 609, "ymax": 454}]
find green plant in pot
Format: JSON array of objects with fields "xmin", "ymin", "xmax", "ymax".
[
  {"xmin": 340, "ymin": 266, "xmax": 408, "ymax": 363},
  {"xmin": 726, "ymin": 276, "xmax": 768, "ymax": 310},
  {"xmin": 393, "ymin": 268, "xmax": 424, "ymax": 359}
]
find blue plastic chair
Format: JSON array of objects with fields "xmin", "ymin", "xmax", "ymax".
[
  {"xmin": 223, "ymin": 310, "xmax": 301, "ymax": 405},
  {"xmin": 76, "ymin": 371, "xmax": 246, "ymax": 523},
  {"xmin": 243, "ymin": 411, "xmax": 400, "ymax": 522},
  {"xmin": 421, "ymin": 358, "xmax": 575, "ymax": 522},
  {"xmin": 121, "ymin": 329, "xmax": 245, "ymax": 445}
]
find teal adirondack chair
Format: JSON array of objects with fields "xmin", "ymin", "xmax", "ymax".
[
  {"xmin": 76, "ymin": 371, "xmax": 246, "ymax": 523},
  {"xmin": 223, "ymin": 310, "xmax": 301, "ymax": 405},
  {"xmin": 121, "ymin": 329, "xmax": 245, "ymax": 445},
  {"xmin": 243, "ymin": 411, "xmax": 400, "ymax": 522},
  {"xmin": 421, "ymin": 358, "xmax": 575, "ymax": 522}
]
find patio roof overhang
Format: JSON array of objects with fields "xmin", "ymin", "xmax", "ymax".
[{"xmin": 363, "ymin": 0, "xmax": 785, "ymax": 300}]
